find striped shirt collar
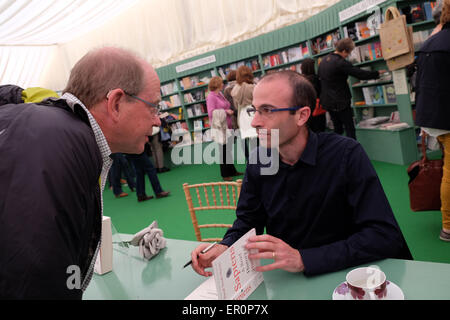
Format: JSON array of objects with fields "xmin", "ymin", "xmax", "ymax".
[{"xmin": 61, "ymin": 92, "xmax": 112, "ymax": 177}]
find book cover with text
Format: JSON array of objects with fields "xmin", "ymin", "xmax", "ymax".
[{"xmin": 212, "ymin": 228, "xmax": 264, "ymax": 300}]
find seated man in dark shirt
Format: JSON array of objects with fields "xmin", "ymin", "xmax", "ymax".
[{"xmin": 190, "ymin": 70, "xmax": 412, "ymax": 277}]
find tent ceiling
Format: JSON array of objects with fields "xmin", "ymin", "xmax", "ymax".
[
  {"xmin": 1, "ymin": 0, "xmax": 340, "ymax": 89},
  {"xmin": 0, "ymin": 0, "xmax": 139, "ymax": 45}
]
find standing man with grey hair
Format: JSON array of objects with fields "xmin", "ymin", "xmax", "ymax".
[
  {"xmin": 0, "ymin": 47, "xmax": 162, "ymax": 299},
  {"xmin": 318, "ymin": 38, "xmax": 385, "ymax": 139}
]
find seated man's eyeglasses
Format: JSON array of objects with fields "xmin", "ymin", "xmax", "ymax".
[{"xmin": 246, "ymin": 105, "xmax": 303, "ymax": 117}]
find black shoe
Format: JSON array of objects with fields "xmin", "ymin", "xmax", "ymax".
[
  {"xmin": 130, "ymin": 187, "xmax": 135, "ymax": 192},
  {"xmin": 137, "ymin": 195, "xmax": 154, "ymax": 202},
  {"xmin": 157, "ymin": 167, "xmax": 170, "ymax": 173}
]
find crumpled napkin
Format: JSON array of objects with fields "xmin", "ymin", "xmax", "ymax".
[{"xmin": 129, "ymin": 221, "xmax": 166, "ymax": 260}]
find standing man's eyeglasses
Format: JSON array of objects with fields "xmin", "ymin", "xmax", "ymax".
[
  {"xmin": 123, "ymin": 91, "xmax": 161, "ymax": 117},
  {"xmin": 246, "ymin": 105, "xmax": 303, "ymax": 117}
]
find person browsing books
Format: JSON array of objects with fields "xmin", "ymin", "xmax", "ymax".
[
  {"xmin": 190, "ymin": 70, "xmax": 412, "ymax": 277},
  {"xmin": 318, "ymin": 38, "xmax": 385, "ymax": 140},
  {"xmin": 206, "ymin": 76, "xmax": 242, "ymax": 181}
]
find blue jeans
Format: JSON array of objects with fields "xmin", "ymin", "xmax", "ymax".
[
  {"xmin": 127, "ymin": 153, "xmax": 163, "ymax": 197},
  {"xmin": 110, "ymin": 153, "xmax": 136, "ymax": 196}
]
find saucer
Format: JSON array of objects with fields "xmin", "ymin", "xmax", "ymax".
[{"xmin": 332, "ymin": 280, "xmax": 405, "ymax": 300}]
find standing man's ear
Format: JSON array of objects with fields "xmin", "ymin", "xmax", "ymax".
[{"xmin": 105, "ymin": 89, "xmax": 126, "ymax": 122}]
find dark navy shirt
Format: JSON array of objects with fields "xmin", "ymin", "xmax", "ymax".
[{"xmin": 221, "ymin": 131, "xmax": 412, "ymax": 276}]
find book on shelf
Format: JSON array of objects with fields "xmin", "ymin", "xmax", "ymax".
[
  {"xmin": 181, "ymin": 122, "xmax": 189, "ymax": 131},
  {"xmin": 192, "ymin": 76, "xmax": 201, "ymax": 87},
  {"xmin": 262, "ymin": 56, "xmax": 270, "ymax": 68},
  {"xmin": 199, "ymin": 76, "xmax": 210, "ymax": 85},
  {"xmin": 423, "ymin": 2, "xmax": 435, "ymax": 21},
  {"xmin": 184, "ymin": 93, "xmax": 194, "ymax": 104},
  {"xmin": 218, "ymin": 67, "xmax": 226, "ymax": 79},
  {"xmin": 203, "ymin": 116, "xmax": 210, "ymax": 128},
  {"xmin": 192, "ymin": 90, "xmax": 205, "ymax": 101},
  {"xmin": 300, "ymin": 43, "xmax": 310, "ymax": 57},
  {"xmin": 280, "ymin": 51, "xmax": 288, "ymax": 64},
  {"xmin": 373, "ymin": 42, "xmax": 382, "ymax": 58},
  {"xmin": 193, "ymin": 104, "xmax": 203, "ymax": 116},
  {"xmin": 251, "ymin": 59, "xmax": 260, "ymax": 71},
  {"xmin": 348, "ymin": 46, "xmax": 362, "ymax": 64},
  {"xmin": 311, "ymin": 32, "xmax": 339, "ymax": 54},
  {"xmin": 366, "ymin": 10, "xmax": 382, "ymax": 36},
  {"xmin": 311, "ymin": 37, "xmax": 321, "ymax": 55},
  {"xmin": 287, "ymin": 46, "xmax": 303, "ymax": 62},
  {"xmin": 362, "ymin": 86, "xmax": 385, "ymax": 105},
  {"xmin": 160, "ymin": 81, "xmax": 178, "ymax": 96},
  {"xmin": 269, "ymin": 54, "xmax": 281, "ymax": 67},
  {"xmin": 159, "ymin": 100, "xmax": 173, "ymax": 110},
  {"xmin": 382, "ymin": 84, "xmax": 397, "ymax": 104},
  {"xmin": 356, "ymin": 21, "xmax": 371, "ymax": 40},
  {"xmin": 193, "ymin": 119, "xmax": 203, "ymax": 131},
  {"xmin": 169, "ymin": 95, "xmax": 181, "ymax": 107},
  {"xmin": 187, "ymin": 107, "xmax": 194, "ymax": 118},
  {"xmin": 378, "ymin": 71, "xmax": 392, "ymax": 81},
  {"xmin": 401, "ymin": 2, "xmax": 436, "ymax": 24},
  {"xmin": 410, "ymin": 4, "xmax": 426, "ymax": 23},
  {"xmin": 344, "ymin": 25, "xmax": 359, "ymax": 41},
  {"xmin": 358, "ymin": 41, "xmax": 382, "ymax": 62}
]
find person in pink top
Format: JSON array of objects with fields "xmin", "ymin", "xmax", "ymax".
[{"xmin": 206, "ymin": 76, "xmax": 242, "ymax": 181}]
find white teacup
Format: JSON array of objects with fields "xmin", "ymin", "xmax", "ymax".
[{"xmin": 345, "ymin": 267, "xmax": 387, "ymax": 300}]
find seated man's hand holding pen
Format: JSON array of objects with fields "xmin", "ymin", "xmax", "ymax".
[{"xmin": 190, "ymin": 243, "xmax": 228, "ymax": 277}]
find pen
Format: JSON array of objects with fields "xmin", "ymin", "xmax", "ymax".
[{"xmin": 183, "ymin": 242, "xmax": 217, "ymax": 269}]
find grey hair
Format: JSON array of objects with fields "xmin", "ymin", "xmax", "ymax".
[{"xmin": 63, "ymin": 47, "xmax": 145, "ymax": 108}]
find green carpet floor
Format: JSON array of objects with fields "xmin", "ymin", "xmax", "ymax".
[{"xmin": 103, "ymin": 159, "xmax": 449, "ymax": 264}]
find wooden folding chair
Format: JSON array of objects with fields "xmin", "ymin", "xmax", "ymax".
[{"xmin": 183, "ymin": 180, "xmax": 242, "ymax": 242}]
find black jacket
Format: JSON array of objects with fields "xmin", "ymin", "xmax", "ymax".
[
  {"xmin": 0, "ymin": 85, "xmax": 24, "ymax": 106},
  {"xmin": 0, "ymin": 99, "xmax": 102, "ymax": 299},
  {"xmin": 415, "ymin": 23, "xmax": 450, "ymax": 130},
  {"xmin": 318, "ymin": 53, "xmax": 379, "ymax": 111}
]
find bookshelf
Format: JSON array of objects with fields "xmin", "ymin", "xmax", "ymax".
[
  {"xmin": 155, "ymin": 0, "xmax": 437, "ymax": 164},
  {"xmin": 341, "ymin": 0, "xmax": 436, "ymax": 164}
]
